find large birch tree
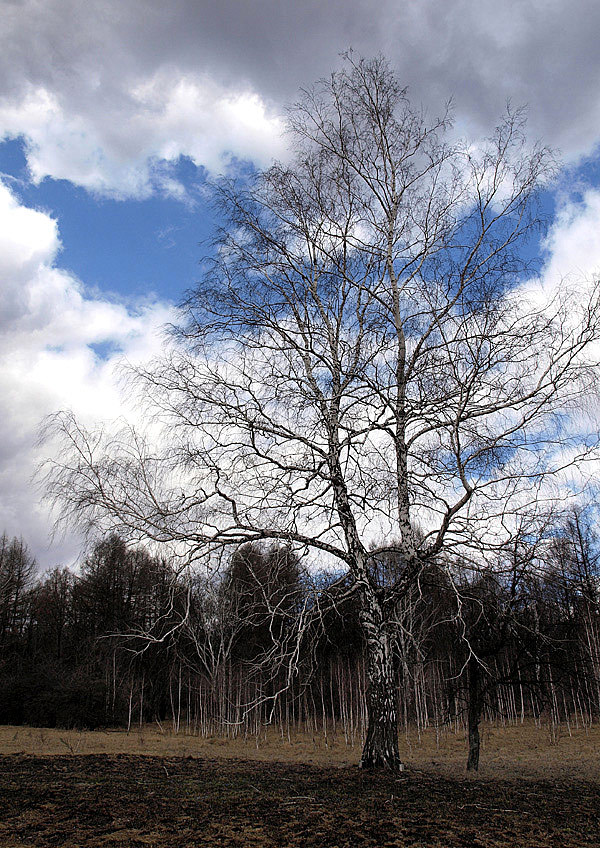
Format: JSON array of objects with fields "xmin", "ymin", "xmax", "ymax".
[{"xmin": 45, "ymin": 55, "xmax": 600, "ymax": 771}]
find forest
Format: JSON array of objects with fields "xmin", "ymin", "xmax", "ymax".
[{"xmin": 2, "ymin": 509, "xmax": 599, "ymax": 770}]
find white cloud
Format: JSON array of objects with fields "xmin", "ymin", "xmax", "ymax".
[
  {"xmin": 515, "ymin": 188, "xmax": 600, "ymax": 316},
  {"xmin": 0, "ymin": 180, "xmax": 175, "ymax": 568},
  {"xmin": 0, "ymin": 64, "xmax": 288, "ymax": 199},
  {"xmin": 542, "ymin": 189, "xmax": 600, "ymax": 285},
  {"xmin": 0, "ymin": 72, "xmax": 285, "ymax": 199},
  {"xmin": 516, "ymin": 188, "xmax": 600, "ymax": 467}
]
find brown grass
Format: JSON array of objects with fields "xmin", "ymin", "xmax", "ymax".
[{"xmin": 1, "ymin": 718, "xmax": 599, "ymax": 780}]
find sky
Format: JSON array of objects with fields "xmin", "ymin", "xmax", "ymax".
[{"xmin": 3, "ymin": 0, "xmax": 600, "ymax": 570}]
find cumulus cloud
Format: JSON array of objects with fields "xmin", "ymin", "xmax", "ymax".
[
  {"xmin": 2, "ymin": 0, "xmax": 600, "ymax": 198},
  {"xmin": 0, "ymin": 72, "xmax": 286, "ymax": 199},
  {"xmin": 0, "ymin": 180, "xmax": 175, "ymax": 568},
  {"xmin": 516, "ymin": 186, "xmax": 600, "ymax": 466},
  {"xmin": 542, "ymin": 189, "xmax": 600, "ymax": 284}
]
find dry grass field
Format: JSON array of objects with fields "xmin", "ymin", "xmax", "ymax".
[
  {"xmin": 0, "ymin": 721, "xmax": 599, "ymax": 846},
  {"xmin": 1, "ymin": 719, "xmax": 599, "ymax": 779}
]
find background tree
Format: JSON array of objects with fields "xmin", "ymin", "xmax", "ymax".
[
  {"xmin": 541, "ymin": 508, "xmax": 600, "ymax": 721},
  {"xmin": 0, "ymin": 535, "xmax": 36, "ymax": 723},
  {"xmin": 223, "ymin": 542, "xmax": 303, "ymax": 662},
  {"xmin": 0, "ymin": 534, "xmax": 36, "ymax": 657},
  {"xmin": 43, "ymin": 55, "xmax": 600, "ymax": 770}
]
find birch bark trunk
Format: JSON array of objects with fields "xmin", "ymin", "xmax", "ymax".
[{"xmin": 359, "ymin": 625, "xmax": 402, "ymax": 771}]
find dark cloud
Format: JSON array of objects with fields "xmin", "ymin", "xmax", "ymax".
[{"xmin": 2, "ymin": 0, "xmax": 599, "ymax": 176}]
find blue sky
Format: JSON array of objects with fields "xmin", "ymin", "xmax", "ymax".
[
  {"xmin": 3, "ymin": 0, "xmax": 600, "ymax": 568},
  {"xmin": 0, "ymin": 138, "xmax": 211, "ymax": 304}
]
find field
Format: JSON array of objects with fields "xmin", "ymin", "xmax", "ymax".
[{"xmin": 0, "ymin": 722, "xmax": 599, "ymax": 847}]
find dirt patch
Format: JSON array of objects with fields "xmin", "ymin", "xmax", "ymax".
[{"xmin": 0, "ymin": 753, "xmax": 598, "ymax": 847}]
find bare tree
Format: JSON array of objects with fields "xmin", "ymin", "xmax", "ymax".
[
  {"xmin": 0, "ymin": 534, "xmax": 36, "ymax": 653},
  {"xmin": 43, "ymin": 55, "xmax": 600, "ymax": 771},
  {"xmin": 544, "ymin": 507, "xmax": 600, "ymax": 716}
]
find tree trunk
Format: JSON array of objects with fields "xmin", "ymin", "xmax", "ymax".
[
  {"xmin": 466, "ymin": 657, "xmax": 482, "ymax": 772},
  {"xmin": 359, "ymin": 629, "xmax": 403, "ymax": 772}
]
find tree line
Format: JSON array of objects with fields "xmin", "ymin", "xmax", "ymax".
[{"xmin": 1, "ymin": 508, "xmax": 599, "ymax": 769}]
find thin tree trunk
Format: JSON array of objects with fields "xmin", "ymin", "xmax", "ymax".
[{"xmin": 466, "ymin": 657, "xmax": 482, "ymax": 772}]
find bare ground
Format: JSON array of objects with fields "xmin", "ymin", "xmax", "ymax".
[{"xmin": 0, "ymin": 724, "xmax": 598, "ymax": 847}]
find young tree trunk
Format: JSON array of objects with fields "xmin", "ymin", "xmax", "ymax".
[
  {"xmin": 466, "ymin": 657, "xmax": 482, "ymax": 772},
  {"xmin": 359, "ymin": 629, "xmax": 403, "ymax": 771}
]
